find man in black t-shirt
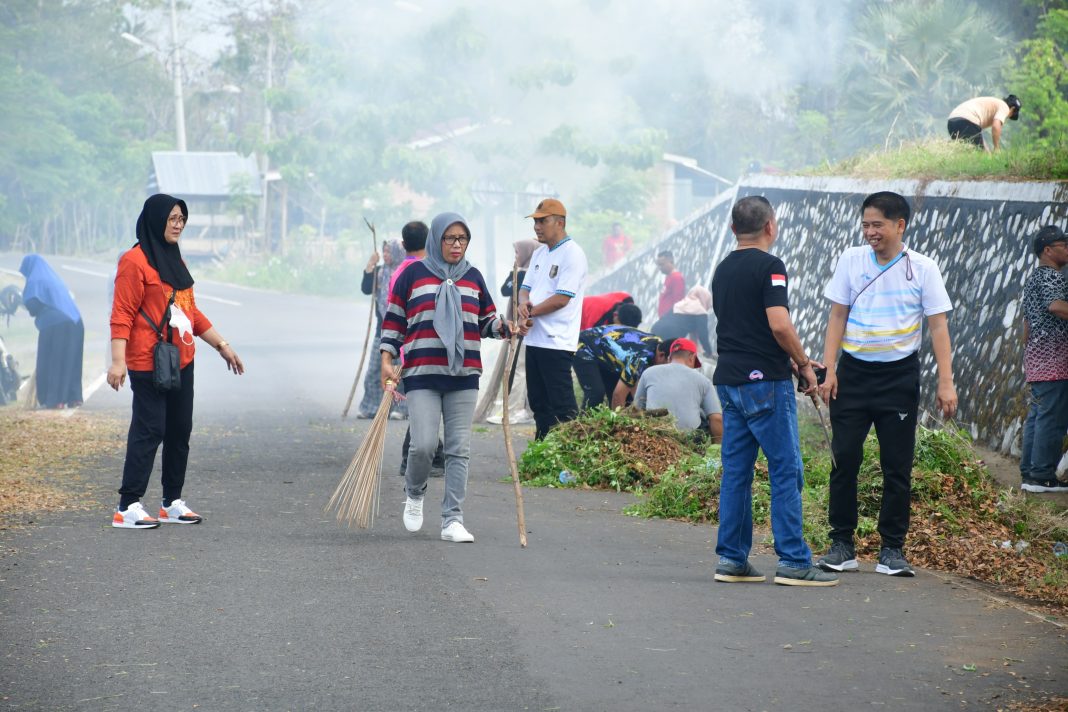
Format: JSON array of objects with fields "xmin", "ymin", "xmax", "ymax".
[{"xmin": 709, "ymin": 196, "xmax": 838, "ymax": 587}]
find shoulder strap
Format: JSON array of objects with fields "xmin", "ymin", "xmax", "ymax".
[
  {"xmin": 139, "ymin": 291, "xmax": 176, "ymax": 342},
  {"xmin": 850, "ymin": 250, "xmax": 908, "ymax": 310}
]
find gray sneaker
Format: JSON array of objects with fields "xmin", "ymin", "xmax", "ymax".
[
  {"xmin": 875, "ymin": 547, "xmax": 915, "ymax": 577},
  {"xmin": 1021, "ymin": 478, "xmax": 1068, "ymax": 493},
  {"xmin": 714, "ymin": 560, "xmax": 765, "ymax": 583},
  {"xmin": 816, "ymin": 540, "xmax": 859, "ymax": 572},
  {"xmin": 774, "ymin": 566, "xmax": 840, "ymax": 587}
]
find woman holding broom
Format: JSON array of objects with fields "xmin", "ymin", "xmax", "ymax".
[{"xmin": 380, "ymin": 212, "xmax": 518, "ymax": 542}]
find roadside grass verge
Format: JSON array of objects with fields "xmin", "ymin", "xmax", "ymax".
[
  {"xmin": 518, "ymin": 407, "xmax": 1068, "ymax": 609},
  {"xmin": 0, "ymin": 409, "xmax": 124, "ymax": 529},
  {"xmin": 806, "ymin": 138, "xmax": 1068, "ymax": 182},
  {"xmin": 200, "ymin": 253, "xmax": 361, "ymax": 297}
]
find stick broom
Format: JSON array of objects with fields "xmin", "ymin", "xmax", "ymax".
[{"xmin": 326, "ymin": 380, "xmax": 395, "ymax": 528}]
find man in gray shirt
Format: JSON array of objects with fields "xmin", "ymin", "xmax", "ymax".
[{"xmin": 634, "ymin": 338, "xmax": 722, "ymax": 440}]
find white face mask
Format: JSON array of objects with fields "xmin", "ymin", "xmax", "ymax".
[{"xmin": 168, "ymin": 302, "xmax": 195, "ymax": 346}]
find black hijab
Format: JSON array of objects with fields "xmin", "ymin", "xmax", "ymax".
[{"xmin": 136, "ymin": 193, "xmax": 194, "ymax": 290}]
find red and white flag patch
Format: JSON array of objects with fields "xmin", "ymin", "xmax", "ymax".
[{"xmin": 770, "ymin": 273, "xmax": 787, "ymax": 288}]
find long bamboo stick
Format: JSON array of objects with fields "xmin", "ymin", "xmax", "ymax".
[
  {"xmin": 501, "ymin": 260, "xmax": 528, "ymax": 547},
  {"xmin": 342, "ymin": 218, "xmax": 379, "ymax": 418}
]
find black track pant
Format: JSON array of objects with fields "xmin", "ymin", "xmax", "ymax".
[
  {"xmin": 947, "ymin": 117, "xmax": 984, "ymax": 149},
  {"xmin": 573, "ymin": 355, "xmax": 620, "ymax": 411},
  {"xmin": 525, "ymin": 345, "xmax": 578, "ymax": 440},
  {"xmin": 828, "ymin": 352, "xmax": 919, "ymax": 550},
  {"xmin": 118, "ymin": 363, "xmax": 195, "ymax": 510}
]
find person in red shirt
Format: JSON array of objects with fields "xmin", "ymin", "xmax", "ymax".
[
  {"xmin": 580, "ymin": 290, "xmax": 633, "ymax": 330},
  {"xmin": 107, "ymin": 194, "xmax": 244, "ymax": 530},
  {"xmin": 602, "ymin": 222, "xmax": 632, "ymax": 269},
  {"xmin": 656, "ymin": 250, "xmax": 686, "ymax": 317}
]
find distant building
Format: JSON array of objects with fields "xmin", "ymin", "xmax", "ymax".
[
  {"xmin": 149, "ymin": 151, "xmax": 261, "ymax": 256},
  {"xmin": 649, "ymin": 153, "xmax": 733, "ymax": 228}
]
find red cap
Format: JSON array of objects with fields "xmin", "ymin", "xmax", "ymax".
[{"xmin": 669, "ymin": 337, "xmax": 701, "ymax": 367}]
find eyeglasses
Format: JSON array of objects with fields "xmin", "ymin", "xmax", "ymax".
[
  {"xmin": 442, "ymin": 235, "xmax": 470, "ymax": 246},
  {"xmin": 168, "ymin": 215, "xmax": 187, "ymax": 226}
]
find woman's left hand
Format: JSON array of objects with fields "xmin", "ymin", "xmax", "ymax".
[
  {"xmin": 106, "ymin": 362, "xmax": 127, "ymax": 391},
  {"xmin": 219, "ymin": 344, "xmax": 245, "ymax": 375}
]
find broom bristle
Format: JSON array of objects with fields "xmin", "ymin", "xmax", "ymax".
[{"xmin": 326, "ymin": 388, "xmax": 394, "ymax": 528}]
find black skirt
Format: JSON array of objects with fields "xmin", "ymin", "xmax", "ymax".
[{"xmin": 36, "ymin": 318, "xmax": 84, "ymax": 408}]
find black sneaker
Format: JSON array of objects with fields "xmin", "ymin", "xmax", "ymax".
[
  {"xmin": 816, "ymin": 540, "xmax": 859, "ymax": 572},
  {"xmin": 714, "ymin": 560, "xmax": 765, "ymax": 583},
  {"xmin": 1021, "ymin": 478, "xmax": 1068, "ymax": 493},
  {"xmin": 773, "ymin": 566, "xmax": 839, "ymax": 587},
  {"xmin": 875, "ymin": 547, "xmax": 915, "ymax": 577}
]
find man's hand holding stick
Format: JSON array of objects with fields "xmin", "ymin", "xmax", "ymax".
[{"xmin": 799, "ymin": 363, "xmax": 836, "ymax": 469}]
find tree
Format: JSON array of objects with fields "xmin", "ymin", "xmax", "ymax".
[
  {"xmin": 1005, "ymin": 6, "xmax": 1068, "ymax": 150},
  {"xmin": 0, "ymin": 0, "xmax": 171, "ymax": 251},
  {"xmin": 837, "ymin": 0, "xmax": 1012, "ymax": 151}
]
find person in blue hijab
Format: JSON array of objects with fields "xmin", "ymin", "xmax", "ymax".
[{"xmin": 19, "ymin": 254, "xmax": 84, "ymax": 408}]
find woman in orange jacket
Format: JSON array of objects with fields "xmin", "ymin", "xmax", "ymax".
[{"xmin": 107, "ymin": 194, "xmax": 244, "ymax": 529}]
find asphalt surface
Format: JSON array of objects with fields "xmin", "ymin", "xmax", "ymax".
[{"xmin": 1, "ymin": 255, "xmax": 1066, "ymax": 711}]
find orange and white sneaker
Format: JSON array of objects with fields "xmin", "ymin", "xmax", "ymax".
[
  {"xmin": 159, "ymin": 499, "xmax": 203, "ymax": 524},
  {"xmin": 112, "ymin": 502, "xmax": 160, "ymax": 529}
]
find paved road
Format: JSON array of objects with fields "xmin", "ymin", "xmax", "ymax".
[{"xmin": 1, "ymin": 256, "xmax": 1066, "ymax": 711}]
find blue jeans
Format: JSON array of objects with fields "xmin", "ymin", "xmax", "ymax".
[
  {"xmin": 715, "ymin": 380, "xmax": 812, "ymax": 569},
  {"xmin": 1020, "ymin": 380, "xmax": 1068, "ymax": 482},
  {"xmin": 405, "ymin": 388, "xmax": 478, "ymax": 527}
]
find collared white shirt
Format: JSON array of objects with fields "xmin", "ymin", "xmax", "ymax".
[{"xmin": 521, "ymin": 236, "xmax": 588, "ymax": 351}]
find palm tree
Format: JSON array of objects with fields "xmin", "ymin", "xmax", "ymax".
[{"xmin": 838, "ymin": 0, "xmax": 1012, "ymax": 151}]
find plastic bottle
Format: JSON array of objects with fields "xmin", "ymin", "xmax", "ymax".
[
  {"xmin": 558, "ymin": 470, "xmax": 576, "ymax": 484},
  {"xmin": 1054, "ymin": 542, "xmax": 1067, "ymax": 558}
]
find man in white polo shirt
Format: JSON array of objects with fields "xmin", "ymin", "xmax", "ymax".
[
  {"xmin": 816, "ymin": 191, "xmax": 957, "ymax": 578},
  {"xmin": 518, "ymin": 198, "xmax": 588, "ymax": 440}
]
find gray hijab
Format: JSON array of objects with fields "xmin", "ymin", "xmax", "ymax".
[{"xmin": 424, "ymin": 212, "xmax": 473, "ymax": 374}]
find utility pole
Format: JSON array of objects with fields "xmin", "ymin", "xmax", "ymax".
[
  {"xmin": 169, "ymin": 0, "xmax": 187, "ymax": 152},
  {"xmin": 259, "ymin": 20, "xmax": 274, "ymax": 252}
]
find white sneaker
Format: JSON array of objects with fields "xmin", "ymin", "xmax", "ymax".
[
  {"xmin": 402, "ymin": 496, "xmax": 424, "ymax": 532},
  {"xmin": 112, "ymin": 502, "xmax": 160, "ymax": 529},
  {"xmin": 440, "ymin": 521, "xmax": 474, "ymax": 543},
  {"xmin": 159, "ymin": 499, "xmax": 203, "ymax": 524}
]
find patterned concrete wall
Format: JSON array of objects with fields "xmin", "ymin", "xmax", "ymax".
[{"xmin": 592, "ymin": 175, "xmax": 1068, "ymax": 454}]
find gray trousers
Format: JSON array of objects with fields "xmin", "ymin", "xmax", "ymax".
[{"xmin": 404, "ymin": 388, "xmax": 477, "ymax": 527}]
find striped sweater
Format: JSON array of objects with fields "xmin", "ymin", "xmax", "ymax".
[{"xmin": 381, "ymin": 261, "xmax": 505, "ymax": 392}]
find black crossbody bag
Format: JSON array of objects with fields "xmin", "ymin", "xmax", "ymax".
[{"xmin": 140, "ymin": 292, "xmax": 181, "ymax": 392}]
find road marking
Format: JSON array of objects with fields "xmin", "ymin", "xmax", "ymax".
[
  {"xmin": 64, "ymin": 371, "xmax": 108, "ymax": 417},
  {"xmin": 197, "ymin": 293, "xmax": 242, "ymax": 306},
  {"xmin": 62, "ymin": 265, "xmax": 110, "ymax": 278},
  {"xmin": 59, "ymin": 264, "xmax": 240, "ymax": 306}
]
